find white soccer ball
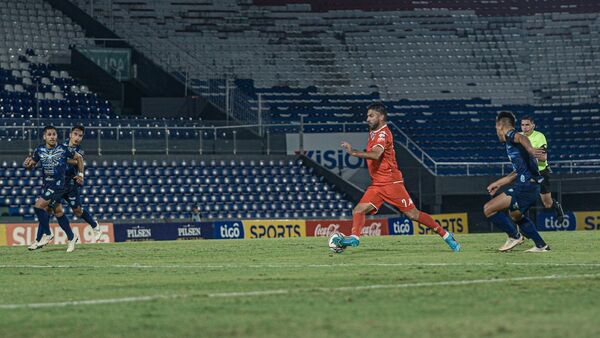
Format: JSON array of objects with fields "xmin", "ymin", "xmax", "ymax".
[{"xmin": 328, "ymin": 232, "xmax": 345, "ymax": 253}]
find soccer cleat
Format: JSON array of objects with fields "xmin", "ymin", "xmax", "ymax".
[
  {"xmin": 92, "ymin": 226, "xmax": 102, "ymax": 242},
  {"xmin": 499, "ymin": 234, "xmax": 524, "ymax": 252},
  {"xmin": 443, "ymin": 232, "xmax": 461, "ymax": 252},
  {"xmin": 38, "ymin": 233, "xmax": 54, "ymax": 248},
  {"xmin": 525, "ymin": 245, "xmax": 551, "ymax": 253},
  {"xmin": 328, "ymin": 233, "xmax": 346, "ymax": 253},
  {"xmin": 554, "ymin": 200, "xmax": 565, "ymax": 223},
  {"xmin": 66, "ymin": 235, "xmax": 79, "ymax": 253},
  {"xmin": 28, "ymin": 241, "xmax": 42, "ymax": 251}
]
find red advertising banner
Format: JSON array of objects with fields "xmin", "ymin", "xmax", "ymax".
[
  {"xmin": 306, "ymin": 219, "xmax": 388, "ymax": 237},
  {"xmin": 306, "ymin": 220, "xmax": 353, "ymax": 237},
  {"xmin": 4, "ymin": 223, "xmax": 114, "ymax": 246}
]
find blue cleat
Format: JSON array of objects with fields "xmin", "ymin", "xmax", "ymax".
[{"xmin": 444, "ymin": 232, "xmax": 461, "ymax": 252}]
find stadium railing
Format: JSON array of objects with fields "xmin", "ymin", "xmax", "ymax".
[{"xmin": 2, "ymin": 122, "xmax": 599, "ymax": 175}]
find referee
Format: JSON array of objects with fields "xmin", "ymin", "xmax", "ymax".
[{"xmin": 520, "ymin": 115, "xmax": 565, "ymax": 221}]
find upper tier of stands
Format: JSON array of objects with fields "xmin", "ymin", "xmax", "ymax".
[
  {"xmin": 73, "ymin": 0, "xmax": 600, "ymax": 105},
  {"xmin": 0, "ymin": 0, "xmax": 114, "ymax": 120}
]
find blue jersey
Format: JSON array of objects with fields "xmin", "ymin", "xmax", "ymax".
[
  {"xmin": 505, "ymin": 130, "xmax": 543, "ymax": 185},
  {"xmin": 63, "ymin": 141, "xmax": 84, "ymax": 187},
  {"xmin": 32, "ymin": 143, "xmax": 76, "ymax": 190}
]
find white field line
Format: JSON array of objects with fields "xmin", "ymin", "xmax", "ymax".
[
  {"xmin": 1, "ymin": 273, "xmax": 599, "ymax": 309},
  {"xmin": 1, "ymin": 262, "xmax": 600, "ymax": 269}
]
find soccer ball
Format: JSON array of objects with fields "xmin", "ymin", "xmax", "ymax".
[{"xmin": 328, "ymin": 233, "xmax": 345, "ymax": 253}]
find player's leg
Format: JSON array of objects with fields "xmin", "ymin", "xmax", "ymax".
[
  {"xmin": 54, "ymin": 203, "xmax": 79, "ymax": 252},
  {"xmin": 483, "ymin": 192, "xmax": 523, "ymax": 251},
  {"xmin": 70, "ymin": 186, "xmax": 101, "ymax": 241},
  {"xmin": 508, "ymin": 209, "xmax": 549, "ymax": 252},
  {"xmin": 379, "ymin": 183, "xmax": 459, "ymax": 251},
  {"xmin": 29, "ymin": 197, "xmax": 52, "ymax": 250},
  {"xmin": 540, "ymin": 173, "xmax": 565, "ymax": 222},
  {"xmin": 331, "ymin": 187, "xmax": 381, "ymax": 250},
  {"xmin": 511, "ymin": 185, "xmax": 550, "ymax": 252}
]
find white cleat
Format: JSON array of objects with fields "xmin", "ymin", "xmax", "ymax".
[
  {"xmin": 38, "ymin": 233, "xmax": 54, "ymax": 247},
  {"xmin": 66, "ymin": 235, "xmax": 79, "ymax": 253},
  {"xmin": 499, "ymin": 234, "xmax": 524, "ymax": 252},
  {"xmin": 28, "ymin": 241, "xmax": 42, "ymax": 251},
  {"xmin": 92, "ymin": 226, "xmax": 102, "ymax": 242},
  {"xmin": 525, "ymin": 245, "xmax": 551, "ymax": 253}
]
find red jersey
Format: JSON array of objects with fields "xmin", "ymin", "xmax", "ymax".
[{"xmin": 365, "ymin": 124, "xmax": 404, "ymax": 186}]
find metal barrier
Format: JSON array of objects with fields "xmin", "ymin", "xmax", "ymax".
[{"xmin": 3, "ymin": 120, "xmax": 599, "ymax": 175}]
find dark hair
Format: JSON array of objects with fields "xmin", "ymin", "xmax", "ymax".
[
  {"xmin": 367, "ymin": 102, "xmax": 387, "ymax": 119},
  {"xmin": 521, "ymin": 115, "xmax": 534, "ymax": 124},
  {"xmin": 496, "ymin": 111, "xmax": 516, "ymax": 127},
  {"xmin": 42, "ymin": 125, "xmax": 56, "ymax": 134},
  {"xmin": 71, "ymin": 125, "xmax": 85, "ymax": 133}
]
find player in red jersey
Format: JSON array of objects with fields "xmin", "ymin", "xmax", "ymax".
[{"xmin": 331, "ymin": 102, "xmax": 461, "ymax": 252}]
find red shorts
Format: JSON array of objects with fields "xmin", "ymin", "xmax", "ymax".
[{"xmin": 359, "ymin": 182, "xmax": 415, "ymax": 214}]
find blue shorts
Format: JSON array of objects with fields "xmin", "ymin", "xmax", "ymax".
[
  {"xmin": 40, "ymin": 186, "xmax": 67, "ymax": 204},
  {"xmin": 505, "ymin": 183, "xmax": 540, "ymax": 215},
  {"xmin": 47, "ymin": 184, "xmax": 82, "ymax": 210},
  {"xmin": 62, "ymin": 184, "xmax": 82, "ymax": 209}
]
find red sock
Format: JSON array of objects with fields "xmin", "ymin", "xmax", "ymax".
[
  {"xmin": 351, "ymin": 212, "xmax": 366, "ymax": 237},
  {"xmin": 417, "ymin": 211, "xmax": 447, "ymax": 237}
]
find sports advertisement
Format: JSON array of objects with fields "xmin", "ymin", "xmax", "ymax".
[
  {"xmin": 242, "ymin": 219, "xmax": 306, "ymax": 239},
  {"xmin": 286, "ymin": 132, "xmax": 366, "ymax": 180},
  {"xmin": 113, "ymin": 222, "xmax": 210, "ymax": 242},
  {"xmin": 414, "ymin": 213, "xmax": 469, "ymax": 235},
  {"xmin": 535, "ymin": 211, "xmax": 577, "ymax": 231},
  {"xmin": 3, "ymin": 222, "xmax": 114, "ymax": 246}
]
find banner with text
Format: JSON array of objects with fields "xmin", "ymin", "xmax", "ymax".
[
  {"xmin": 0, "ymin": 224, "xmax": 6, "ymax": 246},
  {"xmin": 4, "ymin": 223, "xmax": 114, "ymax": 246},
  {"xmin": 414, "ymin": 213, "xmax": 469, "ymax": 235},
  {"xmin": 387, "ymin": 216, "xmax": 415, "ymax": 236},
  {"xmin": 242, "ymin": 219, "xmax": 306, "ymax": 239},
  {"xmin": 213, "ymin": 221, "xmax": 245, "ymax": 239},
  {"xmin": 535, "ymin": 212, "xmax": 577, "ymax": 231},
  {"xmin": 286, "ymin": 132, "xmax": 366, "ymax": 180},
  {"xmin": 113, "ymin": 222, "xmax": 209, "ymax": 242},
  {"xmin": 575, "ymin": 211, "xmax": 600, "ymax": 231}
]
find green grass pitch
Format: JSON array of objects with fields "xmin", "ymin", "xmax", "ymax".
[{"xmin": 1, "ymin": 231, "xmax": 600, "ymax": 338}]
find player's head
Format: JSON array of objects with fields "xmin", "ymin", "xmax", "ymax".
[
  {"xmin": 495, "ymin": 111, "xmax": 516, "ymax": 141},
  {"xmin": 366, "ymin": 102, "xmax": 387, "ymax": 131},
  {"xmin": 42, "ymin": 125, "xmax": 57, "ymax": 146},
  {"xmin": 520, "ymin": 115, "xmax": 535, "ymax": 136},
  {"xmin": 69, "ymin": 125, "xmax": 85, "ymax": 146}
]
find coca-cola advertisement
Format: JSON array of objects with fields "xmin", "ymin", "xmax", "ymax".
[
  {"xmin": 306, "ymin": 219, "xmax": 388, "ymax": 237},
  {"xmin": 361, "ymin": 219, "xmax": 389, "ymax": 236}
]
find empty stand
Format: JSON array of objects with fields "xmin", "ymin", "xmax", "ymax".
[{"xmin": 0, "ymin": 158, "xmax": 354, "ymax": 221}]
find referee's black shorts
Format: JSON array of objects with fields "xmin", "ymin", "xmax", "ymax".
[{"xmin": 540, "ymin": 168, "xmax": 552, "ymax": 194}]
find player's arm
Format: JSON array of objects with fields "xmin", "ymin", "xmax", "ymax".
[
  {"xmin": 487, "ymin": 172, "xmax": 517, "ymax": 196},
  {"xmin": 23, "ymin": 151, "xmax": 39, "ymax": 170},
  {"xmin": 73, "ymin": 152, "xmax": 85, "ymax": 185},
  {"xmin": 340, "ymin": 141, "xmax": 384, "ymax": 160},
  {"xmin": 534, "ymin": 134, "xmax": 549, "ymax": 162},
  {"xmin": 513, "ymin": 133, "xmax": 539, "ymax": 159}
]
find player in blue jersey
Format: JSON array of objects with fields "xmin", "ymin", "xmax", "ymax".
[
  {"xmin": 484, "ymin": 112, "xmax": 550, "ymax": 252},
  {"xmin": 49, "ymin": 125, "xmax": 102, "ymax": 241},
  {"xmin": 23, "ymin": 125, "xmax": 83, "ymax": 252}
]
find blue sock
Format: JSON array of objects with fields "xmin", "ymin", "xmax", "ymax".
[
  {"xmin": 56, "ymin": 215, "xmax": 74, "ymax": 241},
  {"xmin": 34, "ymin": 207, "xmax": 50, "ymax": 242},
  {"xmin": 489, "ymin": 212, "xmax": 520, "ymax": 239},
  {"xmin": 516, "ymin": 217, "xmax": 547, "ymax": 248},
  {"xmin": 44, "ymin": 216, "xmax": 52, "ymax": 236},
  {"xmin": 80, "ymin": 209, "xmax": 98, "ymax": 228},
  {"xmin": 341, "ymin": 235, "xmax": 360, "ymax": 247}
]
